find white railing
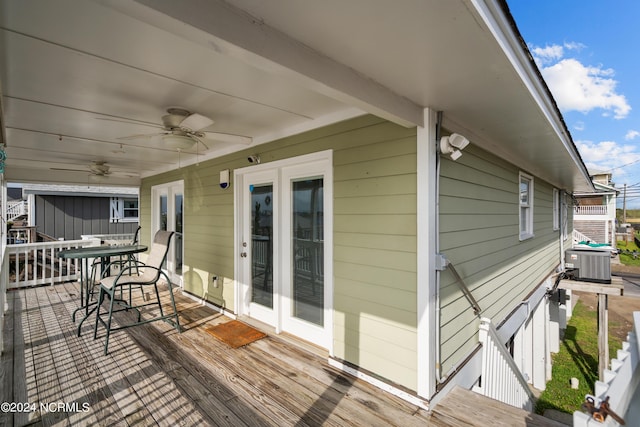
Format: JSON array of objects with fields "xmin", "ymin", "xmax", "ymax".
[
  {"xmin": 573, "ymin": 229, "xmax": 592, "ymax": 244},
  {"xmin": 574, "ymin": 312, "xmax": 639, "ymax": 425},
  {"xmin": 1, "ymin": 245, "xmax": 7, "ymax": 352},
  {"xmin": 475, "ymin": 318, "xmax": 535, "ymax": 411},
  {"xmin": 6, "ymin": 239, "xmax": 100, "ymax": 289},
  {"xmin": 294, "ymin": 239, "xmax": 324, "ymax": 280},
  {"xmin": 82, "ymin": 233, "xmax": 135, "ymax": 245},
  {"xmin": 6, "ymin": 200, "xmax": 27, "ymax": 221},
  {"xmin": 574, "ymin": 205, "xmax": 609, "ymax": 216}
]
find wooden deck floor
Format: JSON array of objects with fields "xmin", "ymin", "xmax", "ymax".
[
  {"xmin": 428, "ymin": 386, "xmax": 567, "ymax": 427},
  {"xmin": 1, "ymin": 282, "xmax": 434, "ymax": 426}
]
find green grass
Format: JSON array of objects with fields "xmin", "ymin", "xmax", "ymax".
[
  {"xmin": 617, "ymin": 239, "xmax": 640, "ymax": 266},
  {"xmin": 535, "ymin": 300, "xmax": 624, "ymax": 415}
]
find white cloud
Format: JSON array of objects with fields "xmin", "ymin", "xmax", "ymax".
[
  {"xmin": 625, "ymin": 130, "xmax": 640, "ymax": 140},
  {"xmin": 530, "ymin": 42, "xmax": 585, "ymax": 66},
  {"xmin": 576, "ymin": 140, "xmax": 640, "ymax": 182},
  {"xmin": 531, "ymin": 44, "xmax": 631, "ymax": 119},
  {"xmin": 564, "ymin": 41, "xmax": 586, "ymax": 51},
  {"xmin": 542, "ymin": 59, "xmax": 630, "ymax": 119},
  {"xmin": 531, "ymin": 45, "xmax": 564, "ymax": 64},
  {"xmin": 573, "ymin": 121, "xmax": 585, "ymax": 131}
]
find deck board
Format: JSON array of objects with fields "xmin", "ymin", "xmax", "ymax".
[
  {"xmin": 1, "ymin": 291, "xmax": 15, "ymax": 427},
  {"xmin": 2, "ymin": 282, "xmax": 435, "ymax": 426},
  {"xmin": 427, "ymin": 386, "xmax": 567, "ymax": 426},
  {"xmin": 36, "ymin": 285, "xmax": 98, "ymax": 426},
  {"xmin": 56, "ymin": 282, "xmax": 140, "ymax": 426}
]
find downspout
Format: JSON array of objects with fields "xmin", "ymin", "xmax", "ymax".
[
  {"xmin": 559, "ymin": 191, "xmax": 565, "ymax": 267},
  {"xmin": 434, "ymin": 111, "xmax": 443, "ymax": 382},
  {"xmin": 560, "ymin": 190, "xmax": 569, "ymax": 268}
]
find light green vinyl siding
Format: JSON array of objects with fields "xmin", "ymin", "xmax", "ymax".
[
  {"xmin": 140, "ymin": 115, "xmax": 420, "ymax": 390},
  {"xmin": 438, "ymin": 143, "xmax": 560, "ymax": 375}
]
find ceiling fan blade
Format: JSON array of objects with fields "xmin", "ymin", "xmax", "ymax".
[
  {"xmin": 180, "ymin": 113, "xmax": 214, "ymax": 131},
  {"xmin": 109, "ymin": 171, "xmax": 140, "ymax": 178},
  {"xmin": 95, "ymin": 117, "xmax": 164, "ymax": 129},
  {"xmin": 191, "ymin": 136, "xmax": 209, "ymax": 151},
  {"xmin": 50, "ymin": 167, "xmax": 88, "ymax": 173},
  {"xmin": 117, "ymin": 132, "xmax": 167, "ymax": 140},
  {"xmin": 202, "ymin": 132, "xmax": 252, "ymax": 145}
]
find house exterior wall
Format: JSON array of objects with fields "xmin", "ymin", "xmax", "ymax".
[
  {"xmin": 35, "ymin": 195, "xmax": 138, "ymax": 240},
  {"xmin": 140, "ymin": 115, "xmax": 570, "ymax": 395},
  {"xmin": 140, "ymin": 115, "xmax": 420, "ymax": 389},
  {"xmin": 438, "ymin": 143, "xmax": 561, "ymax": 376}
]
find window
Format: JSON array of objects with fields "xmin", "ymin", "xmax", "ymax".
[
  {"xmin": 519, "ymin": 172, "xmax": 534, "ymax": 240},
  {"xmin": 561, "ymin": 192, "xmax": 569, "ymax": 241},
  {"xmin": 110, "ymin": 197, "xmax": 139, "ymax": 222},
  {"xmin": 553, "ymin": 188, "xmax": 560, "ymax": 231}
]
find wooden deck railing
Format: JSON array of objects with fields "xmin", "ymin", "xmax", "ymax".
[
  {"xmin": 475, "ymin": 318, "xmax": 534, "ymax": 411},
  {"xmin": 6, "ymin": 238, "xmax": 100, "ymax": 289}
]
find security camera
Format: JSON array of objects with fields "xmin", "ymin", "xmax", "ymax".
[{"xmin": 247, "ymin": 155, "xmax": 261, "ymax": 164}]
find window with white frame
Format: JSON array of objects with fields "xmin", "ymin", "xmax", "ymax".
[
  {"xmin": 519, "ymin": 172, "xmax": 534, "ymax": 240},
  {"xmin": 110, "ymin": 197, "xmax": 139, "ymax": 222},
  {"xmin": 553, "ymin": 188, "xmax": 560, "ymax": 231},
  {"xmin": 561, "ymin": 192, "xmax": 569, "ymax": 241}
]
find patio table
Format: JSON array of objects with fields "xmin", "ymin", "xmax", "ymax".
[{"xmin": 59, "ymin": 244, "xmax": 148, "ymax": 336}]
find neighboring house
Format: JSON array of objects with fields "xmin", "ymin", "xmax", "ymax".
[
  {"xmin": 22, "ymin": 184, "xmax": 139, "ymax": 241},
  {"xmin": 573, "ymin": 171, "xmax": 618, "ymax": 244},
  {"xmin": 0, "ymin": 0, "xmax": 597, "ymax": 411}
]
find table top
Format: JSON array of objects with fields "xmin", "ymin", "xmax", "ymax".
[{"xmin": 58, "ymin": 244, "xmax": 148, "ymax": 259}]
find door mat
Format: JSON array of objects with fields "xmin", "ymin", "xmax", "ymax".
[{"xmin": 204, "ymin": 320, "xmax": 267, "ymax": 348}]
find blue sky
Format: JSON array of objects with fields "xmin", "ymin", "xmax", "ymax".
[{"xmin": 508, "ymin": 1, "xmax": 640, "ymax": 206}]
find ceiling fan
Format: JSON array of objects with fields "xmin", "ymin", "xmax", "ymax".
[
  {"xmin": 50, "ymin": 161, "xmax": 137, "ymax": 178},
  {"xmin": 113, "ymin": 108, "xmax": 252, "ymax": 150}
]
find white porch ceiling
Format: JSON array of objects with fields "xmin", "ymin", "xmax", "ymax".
[{"xmin": 0, "ymin": 0, "xmax": 592, "ymax": 191}]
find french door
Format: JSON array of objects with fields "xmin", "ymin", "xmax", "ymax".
[
  {"xmin": 236, "ymin": 151, "xmax": 332, "ymax": 350},
  {"xmin": 152, "ymin": 181, "xmax": 184, "ymax": 284}
]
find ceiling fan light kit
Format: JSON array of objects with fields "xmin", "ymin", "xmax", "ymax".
[
  {"xmin": 162, "ymin": 133, "xmax": 197, "ymax": 150},
  {"xmin": 89, "ymin": 161, "xmax": 111, "ymax": 175}
]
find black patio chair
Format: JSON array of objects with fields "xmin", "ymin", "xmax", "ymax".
[
  {"xmin": 88, "ymin": 225, "xmax": 142, "ymax": 301},
  {"xmin": 93, "ymin": 230, "xmax": 181, "ymax": 355}
]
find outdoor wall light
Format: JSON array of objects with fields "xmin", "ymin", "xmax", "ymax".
[
  {"xmin": 247, "ymin": 155, "xmax": 261, "ymax": 164},
  {"xmin": 440, "ymin": 133, "xmax": 470, "ymax": 161}
]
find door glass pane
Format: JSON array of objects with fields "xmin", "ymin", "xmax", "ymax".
[
  {"xmin": 292, "ymin": 178, "xmax": 324, "ymax": 326},
  {"xmin": 159, "ymin": 194, "xmax": 168, "ymax": 231},
  {"xmin": 175, "ymin": 193, "xmax": 183, "ymax": 275},
  {"xmin": 251, "ymin": 184, "xmax": 273, "ymax": 308}
]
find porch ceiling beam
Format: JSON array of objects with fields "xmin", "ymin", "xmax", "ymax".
[{"xmin": 107, "ymin": 0, "xmax": 424, "ymax": 128}]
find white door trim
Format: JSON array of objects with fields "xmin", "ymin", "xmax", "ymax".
[
  {"xmin": 151, "ymin": 180, "xmax": 184, "ymax": 285},
  {"xmin": 234, "ymin": 150, "xmax": 333, "ymax": 352}
]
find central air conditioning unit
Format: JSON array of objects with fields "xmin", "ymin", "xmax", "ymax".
[{"xmin": 565, "ymin": 249, "xmax": 611, "ymax": 284}]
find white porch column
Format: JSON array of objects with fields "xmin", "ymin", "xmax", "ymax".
[
  {"xmin": 417, "ymin": 107, "xmax": 438, "ymax": 399},
  {"xmin": 532, "ymin": 299, "xmax": 547, "ymax": 390}
]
